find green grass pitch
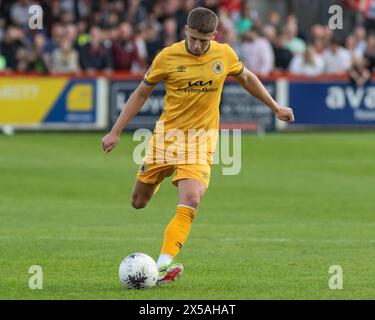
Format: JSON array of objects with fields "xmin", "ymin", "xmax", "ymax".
[{"xmin": 0, "ymin": 131, "xmax": 374, "ymax": 299}]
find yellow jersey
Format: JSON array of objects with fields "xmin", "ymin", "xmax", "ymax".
[{"xmin": 143, "ymin": 40, "xmax": 243, "ymax": 164}]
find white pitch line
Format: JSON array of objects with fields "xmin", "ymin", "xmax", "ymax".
[
  {"xmin": 222, "ymin": 237, "xmax": 375, "ymax": 244},
  {"xmin": 0, "ymin": 235, "xmax": 374, "ymax": 244}
]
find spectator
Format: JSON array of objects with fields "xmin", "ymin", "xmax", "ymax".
[
  {"xmin": 240, "ymin": 28, "xmax": 274, "ymax": 77},
  {"xmin": 364, "ymin": 0, "xmax": 375, "ymax": 33},
  {"xmin": 175, "ymin": 0, "xmax": 196, "ymax": 38},
  {"xmin": 105, "ymin": 12, "xmax": 121, "ymax": 30},
  {"xmin": 106, "ymin": 27, "xmax": 120, "ymax": 44},
  {"xmin": 28, "ymin": 33, "xmax": 49, "ymax": 73},
  {"xmin": 346, "ymin": 34, "xmax": 363, "ymax": 60},
  {"xmin": 65, "ymin": 23, "xmax": 79, "ymax": 47},
  {"xmin": 285, "ymin": 14, "xmax": 305, "ymax": 40},
  {"xmin": 111, "ymin": 22, "xmax": 144, "ymax": 72},
  {"xmin": 283, "ymin": 24, "xmax": 306, "ymax": 55},
  {"xmin": 289, "ymin": 46, "xmax": 324, "ymax": 77},
  {"xmin": 123, "ymin": 0, "xmax": 148, "ymax": 26},
  {"xmin": 0, "ymin": 18, "xmax": 5, "ymax": 69},
  {"xmin": 267, "ymin": 11, "xmax": 282, "ymax": 33},
  {"xmin": 144, "ymin": 23, "xmax": 164, "ymax": 65},
  {"xmin": 201, "ymin": 0, "xmax": 219, "ymax": 14},
  {"xmin": 322, "ymin": 38, "xmax": 352, "ymax": 74},
  {"xmin": 272, "ymin": 35, "xmax": 293, "ymax": 71},
  {"xmin": 0, "ymin": 52, "xmax": 5, "ymax": 70},
  {"xmin": 364, "ymin": 35, "xmax": 375, "ymax": 72},
  {"xmin": 162, "ymin": 0, "xmax": 183, "ymax": 17},
  {"xmin": 310, "ymin": 24, "xmax": 325, "ymax": 42},
  {"xmin": 15, "ymin": 46, "xmax": 30, "ymax": 71},
  {"xmin": 10, "ymin": 0, "xmax": 34, "ymax": 27},
  {"xmin": 79, "ymin": 26, "xmax": 113, "ymax": 73},
  {"xmin": 353, "ymin": 26, "xmax": 367, "ymax": 55},
  {"xmin": 45, "ymin": 23, "xmax": 65, "ymax": 53},
  {"xmin": 263, "ymin": 24, "xmax": 277, "ymax": 44},
  {"xmin": 310, "ymin": 24, "xmax": 326, "ymax": 55},
  {"xmin": 76, "ymin": 19, "xmax": 90, "ymax": 47},
  {"xmin": 236, "ymin": 1, "xmax": 259, "ymax": 35},
  {"xmin": 60, "ymin": 10, "xmax": 75, "ymax": 25},
  {"xmin": 134, "ymin": 25, "xmax": 148, "ymax": 63},
  {"xmin": 348, "ymin": 55, "xmax": 371, "ymax": 87},
  {"xmin": 217, "ymin": 6, "xmax": 236, "ymax": 38},
  {"xmin": 219, "ymin": 0, "xmax": 242, "ymax": 21},
  {"xmin": 60, "ymin": 0, "xmax": 77, "ymax": 18},
  {"xmin": 221, "ymin": 28, "xmax": 241, "ymax": 56},
  {"xmin": 47, "ymin": 0, "xmax": 64, "ymax": 26},
  {"xmin": 51, "ymin": 40, "xmax": 80, "ymax": 73},
  {"xmin": 163, "ymin": 17, "xmax": 178, "ymax": 47},
  {"xmin": 322, "ymin": 26, "xmax": 333, "ymax": 46},
  {"xmin": 1, "ymin": 25, "xmax": 25, "ymax": 70},
  {"xmin": 312, "ymin": 37, "xmax": 326, "ymax": 55},
  {"xmin": 0, "ymin": 17, "xmax": 6, "ymax": 42}
]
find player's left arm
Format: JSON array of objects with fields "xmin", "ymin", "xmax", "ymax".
[{"xmin": 233, "ymin": 67, "xmax": 295, "ymax": 123}]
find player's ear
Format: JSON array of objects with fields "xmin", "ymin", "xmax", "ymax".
[
  {"xmin": 211, "ymin": 30, "xmax": 218, "ymax": 39},
  {"xmin": 184, "ymin": 25, "xmax": 189, "ymax": 36}
]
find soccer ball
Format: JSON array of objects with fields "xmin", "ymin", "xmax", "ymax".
[{"xmin": 119, "ymin": 253, "xmax": 158, "ymax": 289}]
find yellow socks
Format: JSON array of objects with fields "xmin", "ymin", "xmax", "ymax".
[{"xmin": 160, "ymin": 204, "xmax": 197, "ymax": 258}]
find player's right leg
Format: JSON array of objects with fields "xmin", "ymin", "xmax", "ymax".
[
  {"xmin": 132, "ymin": 163, "xmax": 175, "ymax": 209},
  {"xmin": 130, "ymin": 180, "xmax": 159, "ymax": 209}
]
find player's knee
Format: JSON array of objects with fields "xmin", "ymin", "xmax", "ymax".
[
  {"xmin": 180, "ymin": 193, "xmax": 201, "ymax": 209},
  {"xmin": 131, "ymin": 195, "xmax": 148, "ymax": 209}
]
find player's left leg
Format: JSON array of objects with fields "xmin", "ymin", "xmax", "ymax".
[
  {"xmin": 158, "ymin": 178, "xmax": 206, "ymax": 262},
  {"xmin": 156, "ymin": 175, "xmax": 208, "ymax": 285}
]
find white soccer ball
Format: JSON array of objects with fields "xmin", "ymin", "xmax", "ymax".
[{"xmin": 119, "ymin": 253, "xmax": 158, "ymax": 289}]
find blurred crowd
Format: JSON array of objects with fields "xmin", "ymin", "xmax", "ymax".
[{"xmin": 0, "ymin": 0, "xmax": 374, "ymax": 83}]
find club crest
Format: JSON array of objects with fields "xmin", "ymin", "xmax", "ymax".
[{"xmin": 212, "ymin": 61, "xmax": 224, "ymax": 74}]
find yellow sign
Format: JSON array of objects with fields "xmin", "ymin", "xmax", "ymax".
[
  {"xmin": 67, "ymin": 84, "xmax": 93, "ymax": 112},
  {"xmin": 0, "ymin": 77, "xmax": 67, "ymax": 124}
]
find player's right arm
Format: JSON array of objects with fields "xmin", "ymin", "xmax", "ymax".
[
  {"xmin": 101, "ymin": 81, "xmax": 154, "ymax": 153},
  {"xmin": 102, "ymin": 49, "xmax": 167, "ymax": 153}
]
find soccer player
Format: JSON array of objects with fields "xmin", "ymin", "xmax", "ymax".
[{"xmin": 102, "ymin": 7, "xmax": 294, "ymax": 285}]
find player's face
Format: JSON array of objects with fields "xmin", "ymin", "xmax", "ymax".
[{"xmin": 185, "ymin": 26, "xmax": 217, "ymax": 56}]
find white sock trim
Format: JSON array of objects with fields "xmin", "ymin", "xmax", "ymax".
[
  {"xmin": 157, "ymin": 254, "xmax": 173, "ymax": 268},
  {"xmin": 177, "ymin": 204, "xmax": 197, "ymax": 211}
]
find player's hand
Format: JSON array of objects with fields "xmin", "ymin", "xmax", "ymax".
[
  {"xmin": 101, "ymin": 132, "xmax": 120, "ymax": 153},
  {"xmin": 276, "ymin": 106, "xmax": 295, "ymax": 123}
]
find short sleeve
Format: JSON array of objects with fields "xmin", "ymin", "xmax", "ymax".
[
  {"xmin": 143, "ymin": 50, "xmax": 167, "ymax": 86},
  {"xmin": 226, "ymin": 44, "xmax": 244, "ymax": 76}
]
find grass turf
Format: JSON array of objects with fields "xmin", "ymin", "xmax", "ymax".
[{"xmin": 0, "ymin": 131, "xmax": 374, "ymax": 299}]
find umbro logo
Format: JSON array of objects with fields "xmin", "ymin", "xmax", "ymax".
[{"xmin": 177, "ymin": 65, "xmax": 186, "ymax": 72}]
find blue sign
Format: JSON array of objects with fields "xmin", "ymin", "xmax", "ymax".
[
  {"xmin": 289, "ymin": 82, "xmax": 375, "ymax": 126},
  {"xmin": 110, "ymin": 80, "xmax": 165, "ymax": 130},
  {"xmin": 221, "ymin": 81, "xmax": 275, "ymax": 131}
]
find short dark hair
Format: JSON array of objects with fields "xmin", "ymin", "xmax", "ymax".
[
  {"xmin": 330, "ymin": 36, "xmax": 342, "ymax": 46},
  {"xmin": 187, "ymin": 7, "xmax": 218, "ymax": 33}
]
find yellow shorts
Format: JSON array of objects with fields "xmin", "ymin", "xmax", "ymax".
[{"xmin": 136, "ymin": 162, "xmax": 212, "ymax": 189}]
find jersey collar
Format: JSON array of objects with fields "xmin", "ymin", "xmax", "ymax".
[{"xmin": 184, "ymin": 40, "xmax": 212, "ymax": 57}]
